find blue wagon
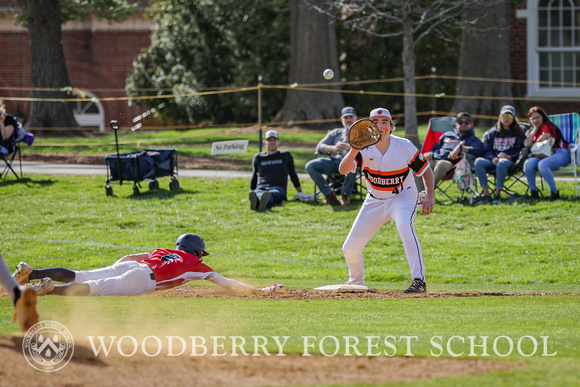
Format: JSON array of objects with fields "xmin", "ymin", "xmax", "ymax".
[
  {"xmin": 104, "ymin": 120, "xmax": 179, "ymax": 196},
  {"xmin": 105, "ymin": 148, "xmax": 179, "ymax": 196}
]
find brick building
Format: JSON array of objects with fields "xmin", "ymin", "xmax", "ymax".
[
  {"xmin": 0, "ymin": 0, "xmax": 153, "ymax": 131},
  {"xmin": 0, "ymin": 1, "xmax": 577, "ymax": 132},
  {"xmin": 511, "ymin": 1, "xmax": 580, "ymax": 114}
]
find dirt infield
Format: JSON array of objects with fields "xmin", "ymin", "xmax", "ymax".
[
  {"xmin": 2, "ymin": 285, "xmax": 572, "ymax": 304},
  {"xmin": 2, "ymin": 284, "xmax": 573, "ymax": 302},
  {"xmin": 0, "ymin": 334, "xmax": 523, "ymax": 387},
  {"xmin": 153, "ymin": 286, "xmax": 570, "ymax": 300}
]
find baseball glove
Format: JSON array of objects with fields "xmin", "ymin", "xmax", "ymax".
[{"xmin": 348, "ymin": 119, "xmax": 381, "ymax": 150}]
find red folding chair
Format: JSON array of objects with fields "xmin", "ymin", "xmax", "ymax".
[{"xmin": 421, "ymin": 116, "xmax": 456, "ymax": 154}]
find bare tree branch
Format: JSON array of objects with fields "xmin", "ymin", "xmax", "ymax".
[{"xmin": 303, "ymin": 0, "xmax": 511, "ymax": 148}]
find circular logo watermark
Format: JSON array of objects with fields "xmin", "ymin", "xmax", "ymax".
[{"xmin": 22, "ymin": 321, "xmax": 74, "ymax": 372}]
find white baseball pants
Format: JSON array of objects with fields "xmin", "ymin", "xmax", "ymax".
[
  {"xmin": 74, "ymin": 260, "xmax": 157, "ymax": 296},
  {"xmin": 342, "ymin": 187, "xmax": 425, "ymax": 285}
]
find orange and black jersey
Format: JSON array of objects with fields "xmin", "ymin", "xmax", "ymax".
[{"xmin": 353, "ymin": 135, "xmax": 429, "ymax": 199}]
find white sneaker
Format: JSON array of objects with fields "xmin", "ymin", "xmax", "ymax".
[
  {"xmin": 13, "ymin": 262, "xmax": 33, "ymax": 284},
  {"xmin": 32, "ymin": 278, "xmax": 54, "ymax": 296}
]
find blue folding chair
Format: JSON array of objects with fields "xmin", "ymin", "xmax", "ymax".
[{"xmin": 548, "ymin": 113, "xmax": 579, "ymax": 197}]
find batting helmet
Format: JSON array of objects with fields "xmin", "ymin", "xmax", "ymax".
[{"xmin": 175, "ymin": 233, "xmax": 209, "ymax": 256}]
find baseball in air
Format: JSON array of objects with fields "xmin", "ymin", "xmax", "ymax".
[{"xmin": 323, "ymin": 69, "xmax": 334, "ymax": 80}]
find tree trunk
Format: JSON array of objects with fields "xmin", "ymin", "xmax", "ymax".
[
  {"xmin": 273, "ymin": 0, "xmax": 344, "ymax": 128},
  {"xmin": 400, "ymin": 1, "xmax": 420, "ymax": 149},
  {"xmin": 27, "ymin": 0, "xmax": 79, "ymax": 133},
  {"xmin": 451, "ymin": 1, "xmax": 513, "ymax": 127}
]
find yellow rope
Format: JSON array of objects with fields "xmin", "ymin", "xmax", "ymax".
[{"xmin": 3, "ymin": 73, "xmax": 578, "ymax": 131}]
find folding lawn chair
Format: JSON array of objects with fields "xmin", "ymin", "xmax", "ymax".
[
  {"xmin": 421, "ymin": 116, "xmax": 475, "ymax": 204},
  {"xmin": 421, "ymin": 116, "xmax": 456, "ymax": 154},
  {"xmin": 484, "ymin": 123, "xmax": 532, "ymax": 198},
  {"xmin": 1, "ymin": 119, "xmax": 34, "ymax": 182},
  {"xmin": 1, "ymin": 141, "xmax": 22, "ymax": 181},
  {"xmin": 431, "ymin": 167, "xmax": 460, "ymax": 204},
  {"xmin": 548, "ymin": 113, "xmax": 579, "ymax": 197}
]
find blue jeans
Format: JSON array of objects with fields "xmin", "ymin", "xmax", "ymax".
[
  {"xmin": 474, "ymin": 157, "xmax": 515, "ymax": 190},
  {"xmin": 254, "ymin": 186, "xmax": 286, "ymax": 208},
  {"xmin": 305, "ymin": 157, "xmax": 356, "ymax": 197},
  {"xmin": 524, "ymin": 147, "xmax": 571, "ymax": 192}
]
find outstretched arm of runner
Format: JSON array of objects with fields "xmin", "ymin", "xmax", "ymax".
[{"xmin": 207, "ymin": 272, "xmax": 256, "ymax": 294}]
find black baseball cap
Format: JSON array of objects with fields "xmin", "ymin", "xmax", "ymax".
[{"xmin": 456, "ymin": 112, "xmax": 472, "ymax": 122}]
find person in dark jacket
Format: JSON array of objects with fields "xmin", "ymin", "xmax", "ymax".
[
  {"xmin": 419, "ymin": 112, "xmax": 483, "ymax": 190},
  {"xmin": 474, "ymin": 105, "xmax": 526, "ymax": 204},
  {"xmin": 249, "ymin": 130, "xmax": 303, "ymax": 211}
]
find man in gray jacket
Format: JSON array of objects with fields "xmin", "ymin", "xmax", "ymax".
[{"xmin": 306, "ymin": 106, "xmax": 358, "ymax": 205}]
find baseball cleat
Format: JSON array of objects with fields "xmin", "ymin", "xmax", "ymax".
[
  {"xmin": 258, "ymin": 191, "xmax": 271, "ymax": 211},
  {"xmin": 13, "ymin": 262, "xmax": 33, "ymax": 284},
  {"xmin": 403, "ymin": 278, "xmax": 426, "ymax": 293},
  {"xmin": 32, "ymin": 277, "xmax": 54, "ymax": 296},
  {"xmin": 12, "ymin": 286, "xmax": 39, "ymax": 332},
  {"xmin": 257, "ymin": 284, "xmax": 284, "ymax": 292},
  {"xmin": 249, "ymin": 191, "xmax": 259, "ymax": 211}
]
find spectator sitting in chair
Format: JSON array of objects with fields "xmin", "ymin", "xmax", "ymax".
[
  {"xmin": 418, "ymin": 112, "xmax": 483, "ymax": 191},
  {"xmin": 474, "ymin": 105, "xmax": 526, "ymax": 204},
  {"xmin": 249, "ymin": 130, "xmax": 303, "ymax": 211},
  {"xmin": 305, "ymin": 106, "xmax": 358, "ymax": 206},
  {"xmin": 0, "ymin": 100, "xmax": 17, "ymax": 156},
  {"xmin": 523, "ymin": 106, "xmax": 570, "ymax": 201}
]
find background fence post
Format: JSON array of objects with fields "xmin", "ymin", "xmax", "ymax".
[
  {"xmin": 258, "ymin": 74, "xmax": 263, "ymax": 152},
  {"xmin": 431, "ymin": 66, "xmax": 437, "ymax": 116}
]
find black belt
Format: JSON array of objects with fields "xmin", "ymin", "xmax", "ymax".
[{"xmin": 149, "ymin": 272, "xmax": 155, "ymax": 281}]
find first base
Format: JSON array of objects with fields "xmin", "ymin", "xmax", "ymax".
[{"xmin": 313, "ymin": 284, "xmax": 377, "ymax": 293}]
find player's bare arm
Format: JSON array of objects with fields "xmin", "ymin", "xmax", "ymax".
[
  {"xmin": 338, "ymin": 148, "xmax": 360, "ymax": 175},
  {"xmin": 421, "ymin": 168, "xmax": 435, "ymax": 215}
]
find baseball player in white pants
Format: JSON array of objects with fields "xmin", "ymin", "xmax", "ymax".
[
  {"xmin": 339, "ymin": 108, "xmax": 435, "ymax": 293},
  {"xmin": 13, "ymin": 234, "xmax": 283, "ymax": 296}
]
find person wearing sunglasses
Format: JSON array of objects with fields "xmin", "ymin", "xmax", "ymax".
[
  {"xmin": 419, "ymin": 112, "xmax": 483, "ymax": 192},
  {"xmin": 474, "ymin": 105, "xmax": 526, "ymax": 204}
]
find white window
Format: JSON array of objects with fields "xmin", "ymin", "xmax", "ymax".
[{"xmin": 520, "ymin": 0, "xmax": 580, "ymax": 97}]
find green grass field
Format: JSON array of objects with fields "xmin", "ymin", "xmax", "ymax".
[{"xmin": 1, "ymin": 170, "xmax": 579, "ymax": 385}]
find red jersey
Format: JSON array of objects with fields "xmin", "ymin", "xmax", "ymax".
[
  {"xmin": 533, "ymin": 122, "xmax": 567, "ymax": 149},
  {"xmin": 140, "ymin": 248, "xmax": 214, "ymax": 290}
]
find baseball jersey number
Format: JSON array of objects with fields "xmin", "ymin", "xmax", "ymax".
[
  {"xmin": 392, "ymin": 185, "xmax": 404, "ymax": 195},
  {"xmin": 160, "ymin": 253, "xmax": 180, "ymax": 264}
]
